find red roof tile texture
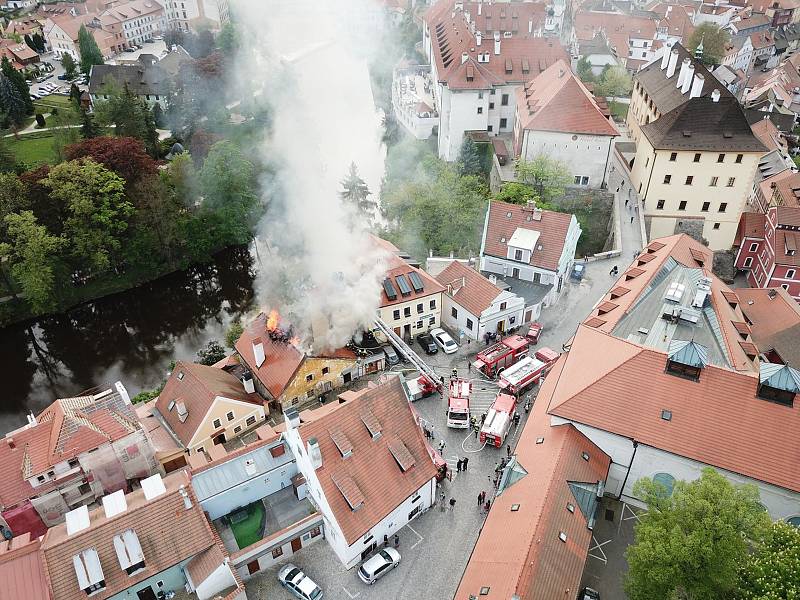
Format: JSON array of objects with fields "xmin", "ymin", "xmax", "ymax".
[
  {"xmin": 435, "ymin": 260, "xmax": 502, "ymax": 317},
  {"xmin": 298, "ymin": 376, "xmax": 437, "ymax": 545},
  {"xmin": 483, "ymin": 200, "xmax": 574, "ymax": 272},
  {"xmin": 0, "ymin": 535, "xmax": 50, "ymax": 600},
  {"xmin": 41, "ymin": 471, "xmax": 220, "ymax": 600},
  {"xmin": 156, "ymin": 361, "xmax": 261, "ymax": 446},
  {"xmin": 737, "ymin": 287, "xmax": 800, "ymax": 367},
  {"xmin": 516, "ymin": 59, "xmax": 619, "ymax": 136}
]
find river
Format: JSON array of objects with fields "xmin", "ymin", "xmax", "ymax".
[{"xmin": 0, "ymin": 246, "xmax": 258, "ymax": 433}]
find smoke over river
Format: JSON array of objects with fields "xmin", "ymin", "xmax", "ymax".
[{"xmin": 234, "ymin": 0, "xmax": 390, "ymax": 352}]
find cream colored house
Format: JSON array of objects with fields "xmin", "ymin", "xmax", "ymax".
[
  {"xmin": 155, "ymin": 361, "xmax": 267, "ymax": 455},
  {"xmin": 628, "ymin": 42, "xmax": 766, "ymax": 249}
]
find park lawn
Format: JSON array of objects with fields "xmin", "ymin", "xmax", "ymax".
[
  {"xmin": 610, "ymin": 102, "xmax": 629, "ymax": 121},
  {"xmin": 34, "ymin": 94, "xmax": 76, "ymax": 112},
  {"xmin": 229, "ymin": 501, "xmax": 266, "ymax": 549},
  {"xmin": 7, "ymin": 133, "xmax": 58, "ymax": 166}
]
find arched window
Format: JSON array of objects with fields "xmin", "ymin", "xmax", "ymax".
[
  {"xmin": 652, "ymin": 472, "xmax": 676, "ymax": 496},
  {"xmin": 788, "ymin": 516, "xmax": 800, "ymax": 528}
]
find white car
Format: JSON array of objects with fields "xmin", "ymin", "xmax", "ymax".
[
  {"xmin": 430, "ymin": 328, "xmax": 458, "ymax": 354},
  {"xmin": 278, "ymin": 564, "xmax": 323, "ymax": 600},
  {"xmin": 358, "ymin": 548, "xmax": 401, "ymax": 584}
]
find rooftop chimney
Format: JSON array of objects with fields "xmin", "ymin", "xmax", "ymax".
[
  {"xmin": 494, "ymin": 31, "xmax": 501, "ymax": 55},
  {"xmin": 241, "ymin": 370, "xmax": 255, "ymax": 394},
  {"xmin": 26, "ymin": 412, "xmax": 37, "ymax": 427},
  {"xmin": 676, "ymin": 58, "xmax": 691, "ymax": 89},
  {"xmin": 178, "ymin": 485, "xmax": 192, "ymax": 510},
  {"xmin": 690, "ymin": 72, "xmax": 704, "ymax": 98},
  {"xmin": 477, "ymin": 31, "xmax": 482, "ymax": 46},
  {"xmin": 307, "ymin": 437, "xmax": 323, "ymax": 470},
  {"xmin": 660, "ymin": 44, "xmax": 671, "ymax": 69},
  {"xmin": 711, "ymin": 88, "xmax": 721, "ymax": 102},
  {"xmin": 462, "ymin": 51, "xmax": 469, "ymax": 64},
  {"xmin": 478, "ymin": 3, "xmax": 481, "ymax": 15},
  {"xmin": 465, "ymin": 10, "xmax": 471, "ymax": 23},
  {"xmin": 529, "ymin": 19, "xmax": 533, "ymax": 33},
  {"xmin": 284, "ymin": 407, "xmax": 300, "ymax": 430},
  {"xmin": 666, "ymin": 49, "xmax": 679, "ymax": 78},
  {"xmin": 252, "ymin": 337, "xmax": 265, "ymax": 368},
  {"xmin": 681, "ymin": 64, "xmax": 695, "ymax": 94}
]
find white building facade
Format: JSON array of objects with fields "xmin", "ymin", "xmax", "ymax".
[{"xmin": 441, "ymin": 288, "xmax": 525, "ymax": 341}]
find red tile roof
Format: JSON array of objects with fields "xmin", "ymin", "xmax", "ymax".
[
  {"xmin": 574, "ymin": 12, "xmax": 657, "ymax": 60},
  {"xmin": 156, "ymin": 361, "xmax": 261, "ymax": 447},
  {"xmin": 425, "ymin": 1, "xmax": 569, "ymax": 89},
  {"xmin": 455, "ymin": 357, "xmax": 610, "ymax": 599},
  {"xmin": 298, "ymin": 376, "xmax": 438, "ymax": 545},
  {"xmin": 186, "ymin": 544, "xmax": 226, "ymax": 587},
  {"xmin": 483, "ymin": 200, "xmax": 575, "ymax": 272},
  {"xmin": 547, "ymin": 325, "xmax": 800, "ymax": 492},
  {"xmin": 737, "ymin": 287, "xmax": 800, "ymax": 366},
  {"xmin": 516, "ymin": 59, "xmax": 618, "ymax": 136},
  {"xmin": 737, "ymin": 212, "xmax": 766, "ymax": 245},
  {"xmin": 380, "ymin": 264, "xmax": 445, "ymax": 308},
  {"xmin": 41, "ymin": 471, "xmax": 222, "ymax": 600},
  {"xmin": 435, "ymin": 260, "xmax": 502, "ymax": 316},
  {"xmin": 0, "ymin": 535, "xmax": 50, "ymax": 600}
]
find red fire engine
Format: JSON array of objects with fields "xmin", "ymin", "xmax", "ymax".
[
  {"xmin": 497, "ymin": 347, "xmax": 560, "ymax": 395},
  {"xmin": 480, "ymin": 393, "xmax": 517, "ymax": 448},
  {"xmin": 472, "ymin": 335, "xmax": 530, "ymax": 378},
  {"xmin": 447, "ymin": 378, "xmax": 471, "ymax": 428}
]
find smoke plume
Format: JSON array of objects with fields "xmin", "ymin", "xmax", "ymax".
[{"xmin": 232, "ymin": 0, "xmax": 390, "ymax": 352}]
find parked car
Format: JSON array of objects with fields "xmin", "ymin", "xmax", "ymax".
[
  {"xmin": 571, "ymin": 263, "xmax": 585, "ymax": 281},
  {"xmin": 277, "ymin": 564, "xmax": 323, "ymax": 600},
  {"xmin": 430, "ymin": 328, "xmax": 458, "ymax": 354},
  {"xmin": 57, "ymin": 73, "xmax": 69, "ymax": 80},
  {"xmin": 124, "ymin": 47, "xmax": 136, "ymax": 53},
  {"xmin": 383, "ymin": 345, "xmax": 400, "ymax": 366},
  {"xmin": 35, "ymin": 76, "xmax": 46, "ymax": 83},
  {"xmin": 358, "ymin": 548, "xmax": 401, "ymax": 585},
  {"xmin": 416, "ymin": 332, "xmax": 438, "ymax": 355},
  {"xmin": 578, "ymin": 587, "xmax": 600, "ymax": 600}
]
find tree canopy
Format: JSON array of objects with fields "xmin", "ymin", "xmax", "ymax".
[
  {"xmin": 737, "ymin": 520, "xmax": 800, "ymax": 599},
  {"xmin": 65, "ymin": 136, "xmax": 158, "ymax": 184},
  {"xmin": 340, "ymin": 162, "xmax": 377, "ymax": 219},
  {"xmin": 458, "ymin": 136, "xmax": 483, "ymax": 176},
  {"xmin": 78, "ymin": 25, "xmax": 104, "ymax": 76},
  {"xmin": 625, "ymin": 468, "xmax": 771, "ymax": 600},
  {"xmin": 61, "ymin": 53, "xmax": 78, "ymax": 80},
  {"xmin": 514, "ymin": 155, "xmax": 572, "ymax": 204},
  {"xmin": 688, "ymin": 23, "xmax": 730, "ymax": 66}
]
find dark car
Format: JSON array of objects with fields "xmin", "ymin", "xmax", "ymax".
[
  {"xmin": 578, "ymin": 587, "xmax": 600, "ymax": 600},
  {"xmin": 416, "ymin": 332, "xmax": 438, "ymax": 355}
]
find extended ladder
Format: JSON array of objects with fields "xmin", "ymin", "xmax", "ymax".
[{"xmin": 374, "ymin": 317, "xmax": 442, "ymax": 390}]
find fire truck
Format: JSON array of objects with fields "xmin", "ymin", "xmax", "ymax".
[
  {"xmin": 405, "ymin": 375, "xmax": 436, "ymax": 402},
  {"xmin": 498, "ymin": 347, "xmax": 560, "ymax": 395},
  {"xmin": 480, "ymin": 393, "xmax": 517, "ymax": 448},
  {"xmin": 472, "ymin": 335, "xmax": 530, "ymax": 378},
  {"xmin": 447, "ymin": 378, "xmax": 471, "ymax": 428}
]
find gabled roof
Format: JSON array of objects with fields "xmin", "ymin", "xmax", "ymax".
[
  {"xmin": 41, "ymin": 471, "xmax": 225, "ymax": 600},
  {"xmin": 737, "ymin": 212, "xmax": 767, "ymax": 243},
  {"xmin": 155, "ymin": 361, "xmax": 261, "ymax": 446},
  {"xmin": 515, "ymin": 59, "xmax": 618, "ymax": 136},
  {"xmin": 547, "ymin": 325, "xmax": 800, "ymax": 493},
  {"xmin": 88, "ymin": 63, "xmax": 170, "ymax": 97},
  {"xmin": 483, "ymin": 200, "xmax": 576, "ymax": 272},
  {"xmin": 455, "ymin": 359, "xmax": 609, "ymax": 599},
  {"xmin": 0, "ymin": 534, "xmax": 50, "ymax": 600},
  {"xmin": 738, "ymin": 287, "xmax": 800, "ymax": 368},
  {"xmin": 297, "ymin": 376, "xmax": 438, "ymax": 545},
  {"xmin": 435, "ymin": 260, "xmax": 503, "ymax": 317}
]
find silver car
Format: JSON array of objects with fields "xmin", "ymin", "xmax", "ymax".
[
  {"xmin": 277, "ymin": 564, "xmax": 323, "ymax": 600},
  {"xmin": 358, "ymin": 548, "xmax": 401, "ymax": 584}
]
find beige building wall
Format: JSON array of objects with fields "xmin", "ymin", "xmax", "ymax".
[
  {"xmin": 626, "ymin": 79, "xmax": 661, "ymax": 143},
  {"xmin": 187, "ymin": 397, "xmax": 266, "ymax": 454},
  {"xmin": 279, "ymin": 357, "xmax": 358, "ymax": 409},
  {"xmin": 630, "ymin": 136, "xmax": 761, "ymax": 250},
  {"xmin": 376, "ymin": 292, "xmax": 443, "ymax": 341}
]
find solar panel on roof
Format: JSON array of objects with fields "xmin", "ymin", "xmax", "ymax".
[
  {"xmin": 396, "ymin": 274, "xmax": 412, "ymax": 296},
  {"xmin": 383, "ymin": 278, "xmax": 397, "ymax": 301},
  {"xmin": 408, "ymin": 271, "xmax": 424, "ymax": 292}
]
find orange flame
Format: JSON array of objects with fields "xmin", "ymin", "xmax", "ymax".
[
  {"xmin": 266, "ymin": 309, "xmax": 280, "ymax": 332},
  {"xmin": 290, "ymin": 336, "xmax": 301, "ymax": 347}
]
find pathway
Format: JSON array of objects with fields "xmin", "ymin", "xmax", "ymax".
[{"xmin": 607, "ymin": 123, "xmax": 646, "ymax": 261}]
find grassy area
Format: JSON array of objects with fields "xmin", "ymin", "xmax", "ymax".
[
  {"xmin": 34, "ymin": 94, "xmax": 75, "ymax": 112},
  {"xmin": 229, "ymin": 501, "xmax": 265, "ymax": 549},
  {"xmin": 610, "ymin": 101, "xmax": 629, "ymax": 121},
  {"xmin": 6, "ymin": 132, "xmax": 58, "ymax": 166}
]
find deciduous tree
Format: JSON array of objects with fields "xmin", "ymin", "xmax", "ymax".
[
  {"xmin": 61, "ymin": 53, "xmax": 78, "ymax": 80},
  {"xmin": 625, "ymin": 468, "xmax": 770, "ymax": 600},
  {"xmin": 688, "ymin": 23, "xmax": 730, "ymax": 66},
  {"xmin": 737, "ymin": 520, "xmax": 800, "ymax": 599},
  {"xmin": 225, "ymin": 320, "xmax": 244, "ymax": 349},
  {"xmin": 514, "ymin": 155, "xmax": 572, "ymax": 204},
  {"xmin": 576, "ymin": 56, "xmax": 595, "ymax": 82},
  {"xmin": 0, "ymin": 172, "xmax": 29, "ymax": 241},
  {"xmin": 196, "ymin": 339, "xmax": 226, "ymax": 365},
  {"xmin": 65, "ymin": 136, "xmax": 157, "ymax": 184}
]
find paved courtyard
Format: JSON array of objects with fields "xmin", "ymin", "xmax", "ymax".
[{"xmin": 245, "ymin": 261, "xmax": 627, "ymax": 600}]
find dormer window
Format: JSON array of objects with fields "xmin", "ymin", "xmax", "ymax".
[
  {"xmin": 73, "ymin": 548, "xmax": 106, "ymax": 595},
  {"xmin": 665, "ymin": 340, "xmax": 708, "ymax": 381},
  {"xmin": 757, "ymin": 363, "xmax": 800, "ymax": 407}
]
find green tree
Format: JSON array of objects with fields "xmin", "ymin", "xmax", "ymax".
[
  {"xmin": 95, "ymin": 84, "xmax": 159, "ymax": 156},
  {"xmin": 576, "ymin": 55, "xmax": 595, "ymax": 82},
  {"xmin": 494, "ymin": 182, "xmax": 542, "ymax": 206},
  {"xmin": 0, "ymin": 211, "xmax": 65, "ymax": 312},
  {"xmin": 625, "ymin": 468, "xmax": 770, "ymax": 600},
  {"xmin": 42, "ymin": 159, "xmax": 133, "ymax": 274},
  {"xmin": 61, "ymin": 53, "xmax": 78, "ymax": 79},
  {"xmin": 458, "ymin": 136, "xmax": 483, "ymax": 176},
  {"xmin": 0, "ymin": 137, "xmax": 17, "ymax": 173},
  {"xmin": 217, "ymin": 22, "xmax": 239, "ymax": 55},
  {"xmin": 0, "ymin": 73, "xmax": 28, "ymax": 130},
  {"xmin": 688, "ymin": 23, "xmax": 730, "ymax": 66},
  {"xmin": 80, "ymin": 109, "xmax": 99, "ymax": 139},
  {"xmin": 1, "ymin": 57, "xmax": 33, "ymax": 117},
  {"xmin": 596, "ymin": 66, "xmax": 632, "ymax": 100},
  {"xmin": 49, "ymin": 111, "xmax": 80, "ymax": 163},
  {"xmin": 514, "ymin": 155, "xmax": 572, "ymax": 204},
  {"xmin": 225, "ymin": 320, "xmax": 244, "ymax": 349},
  {"xmin": 32, "ymin": 33, "xmax": 46, "ymax": 53},
  {"xmin": 340, "ymin": 162, "xmax": 377, "ymax": 217},
  {"xmin": 196, "ymin": 340, "xmax": 227, "ymax": 365},
  {"xmin": 78, "ymin": 25, "xmax": 104, "ymax": 76},
  {"xmin": 737, "ymin": 520, "xmax": 800, "ymax": 600},
  {"xmin": 0, "ymin": 172, "xmax": 29, "ymax": 240}
]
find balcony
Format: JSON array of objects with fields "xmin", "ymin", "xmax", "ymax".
[{"xmin": 392, "ymin": 65, "xmax": 438, "ymax": 140}]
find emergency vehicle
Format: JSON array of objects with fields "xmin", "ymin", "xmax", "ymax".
[
  {"xmin": 447, "ymin": 378, "xmax": 471, "ymax": 428},
  {"xmin": 480, "ymin": 393, "xmax": 517, "ymax": 448},
  {"xmin": 497, "ymin": 347, "xmax": 560, "ymax": 395},
  {"xmin": 405, "ymin": 375, "xmax": 436, "ymax": 401},
  {"xmin": 472, "ymin": 335, "xmax": 530, "ymax": 378}
]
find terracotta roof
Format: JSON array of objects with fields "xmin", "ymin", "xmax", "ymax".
[
  {"xmin": 483, "ymin": 200, "xmax": 575, "ymax": 272},
  {"xmin": 574, "ymin": 12, "xmax": 657, "ymax": 61},
  {"xmin": 515, "ymin": 59, "xmax": 618, "ymax": 136},
  {"xmin": 0, "ymin": 535, "xmax": 50, "ymax": 600},
  {"xmin": 380, "ymin": 263, "xmax": 445, "ymax": 308},
  {"xmin": 298, "ymin": 376, "xmax": 438, "ymax": 545},
  {"xmin": 235, "ymin": 313, "xmax": 305, "ymax": 399},
  {"xmin": 186, "ymin": 544, "xmax": 225, "ymax": 587},
  {"xmin": 547, "ymin": 325, "xmax": 800, "ymax": 492},
  {"xmin": 425, "ymin": 1, "xmax": 569, "ymax": 89},
  {"xmin": 435, "ymin": 260, "xmax": 503, "ymax": 316},
  {"xmin": 455, "ymin": 356, "xmax": 610, "ymax": 599},
  {"xmin": 771, "ymin": 171, "xmax": 800, "ymax": 209},
  {"xmin": 155, "ymin": 361, "xmax": 261, "ymax": 447},
  {"xmin": 41, "ymin": 471, "xmax": 222, "ymax": 600},
  {"xmin": 737, "ymin": 212, "xmax": 767, "ymax": 243},
  {"xmin": 737, "ymin": 287, "xmax": 800, "ymax": 367}
]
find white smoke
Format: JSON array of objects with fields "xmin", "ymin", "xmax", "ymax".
[{"xmin": 232, "ymin": 0, "xmax": 390, "ymax": 352}]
